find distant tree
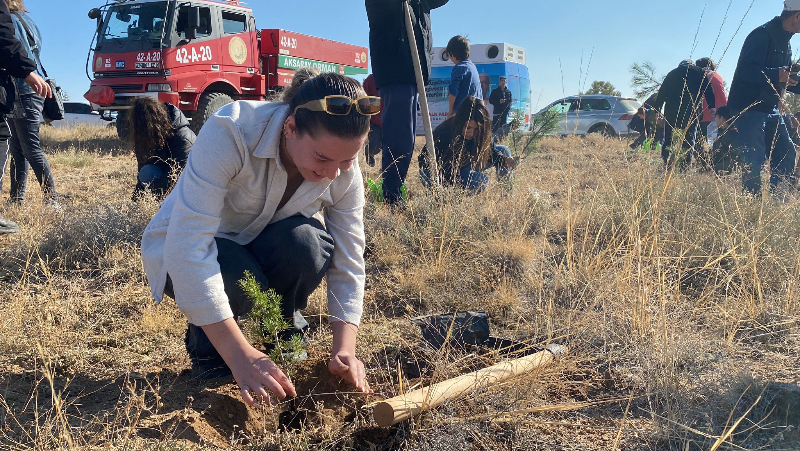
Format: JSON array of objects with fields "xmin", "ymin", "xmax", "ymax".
[
  {"xmin": 783, "ymin": 92, "xmax": 800, "ymax": 114},
  {"xmin": 582, "ymin": 80, "xmax": 621, "ymax": 97},
  {"xmin": 630, "ymin": 61, "xmax": 664, "ymax": 100}
]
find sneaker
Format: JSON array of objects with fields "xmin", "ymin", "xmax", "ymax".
[
  {"xmin": 191, "ymin": 356, "xmax": 233, "ymax": 380},
  {"xmin": 185, "ymin": 324, "xmax": 233, "ymax": 380},
  {"xmin": 0, "ymin": 216, "xmax": 19, "ymax": 234}
]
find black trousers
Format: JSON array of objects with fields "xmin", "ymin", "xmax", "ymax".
[{"xmin": 168, "ymin": 215, "xmax": 335, "ymax": 361}]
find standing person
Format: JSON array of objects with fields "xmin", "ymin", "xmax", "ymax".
[
  {"xmin": 418, "ymin": 96, "xmax": 516, "ymax": 191},
  {"xmin": 0, "ymin": 0, "xmax": 49, "ymax": 233},
  {"xmin": 709, "ymin": 106, "xmax": 744, "ymax": 175},
  {"xmin": 446, "ymin": 35, "xmax": 481, "ymax": 117},
  {"xmin": 489, "ymin": 75, "xmax": 513, "ymax": 138},
  {"xmin": 362, "ymin": 74, "xmax": 382, "ymax": 167},
  {"xmin": 366, "ymin": 0, "xmax": 450, "ymax": 206},
  {"xmin": 651, "ymin": 60, "xmax": 716, "ymax": 169},
  {"xmin": 727, "ymin": 1, "xmax": 800, "ymax": 195},
  {"xmin": 128, "ymin": 97, "xmax": 195, "ymax": 199},
  {"xmin": 140, "ymin": 70, "xmax": 377, "ymax": 404},
  {"xmin": 5, "ymin": 0, "xmax": 56, "ymax": 204}
]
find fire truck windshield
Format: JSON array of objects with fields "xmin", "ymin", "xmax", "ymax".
[{"xmin": 100, "ymin": 2, "xmax": 169, "ymax": 44}]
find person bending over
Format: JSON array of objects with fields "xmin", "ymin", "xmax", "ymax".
[
  {"xmin": 129, "ymin": 97, "xmax": 195, "ymax": 199},
  {"xmin": 419, "ymin": 96, "xmax": 516, "ymax": 191},
  {"xmin": 140, "ymin": 69, "xmax": 377, "ymax": 405}
]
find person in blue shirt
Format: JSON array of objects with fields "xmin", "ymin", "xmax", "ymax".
[
  {"xmin": 446, "ymin": 35, "xmax": 481, "ymax": 117},
  {"xmin": 5, "ymin": 1, "xmax": 56, "ymax": 204},
  {"xmin": 727, "ymin": 1, "xmax": 800, "ymax": 195}
]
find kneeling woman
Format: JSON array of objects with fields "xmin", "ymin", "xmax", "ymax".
[
  {"xmin": 419, "ymin": 96, "xmax": 516, "ymax": 191},
  {"xmin": 128, "ymin": 97, "xmax": 196, "ymax": 198},
  {"xmin": 140, "ymin": 70, "xmax": 377, "ymax": 404}
]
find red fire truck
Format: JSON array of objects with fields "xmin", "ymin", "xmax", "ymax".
[{"xmin": 83, "ymin": 0, "xmax": 368, "ymax": 137}]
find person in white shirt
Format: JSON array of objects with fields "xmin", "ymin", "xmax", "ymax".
[{"xmin": 140, "ymin": 69, "xmax": 378, "ymax": 405}]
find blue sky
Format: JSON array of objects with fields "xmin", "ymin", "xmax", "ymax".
[{"xmin": 25, "ymin": 0, "xmax": 774, "ymax": 110}]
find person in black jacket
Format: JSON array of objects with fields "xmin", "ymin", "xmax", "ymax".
[
  {"xmin": 651, "ymin": 60, "xmax": 716, "ymax": 169},
  {"xmin": 418, "ymin": 96, "xmax": 516, "ymax": 191},
  {"xmin": 128, "ymin": 97, "xmax": 195, "ymax": 199},
  {"xmin": 0, "ymin": 0, "xmax": 49, "ymax": 233},
  {"xmin": 366, "ymin": 0, "xmax": 449, "ymax": 206},
  {"xmin": 489, "ymin": 75, "xmax": 513, "ymax": 136},
  {"xmin": 727, "ymin": 2, "xmax": 800, "ymax": 195}
]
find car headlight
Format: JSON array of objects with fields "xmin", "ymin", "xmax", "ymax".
[{"xmin": 146, "ymin": 83, "xmax": 172, "ymax": 92}]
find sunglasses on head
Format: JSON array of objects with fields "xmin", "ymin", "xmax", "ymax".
[{"xmin": 294, "ymin": 95, "xmax": 382, "ymax": 117}]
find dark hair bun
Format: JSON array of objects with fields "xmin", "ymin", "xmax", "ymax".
[{"xmin": 282, "ymin": 68, "xmax": 321, "ymax": 104}]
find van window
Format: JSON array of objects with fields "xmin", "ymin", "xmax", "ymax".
[{"xmin": 222, "ymin": 12, "xmax": 247, "ymax": 34}]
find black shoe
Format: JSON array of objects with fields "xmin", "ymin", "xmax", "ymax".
[
  {"xmin": 0, "ymin": 216, "xmax": 19, "ymax": 234},
  {"xmin": 185, "ymin": 324, "xmax": 233, "ymax": 380},
  {"xmin": 191, "ymin": 356, "xmax": 233, "ymax": 380}
]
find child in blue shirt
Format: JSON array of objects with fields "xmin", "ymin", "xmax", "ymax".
[{"xmin": 446, "ymin": 35, "xmax": 481, "ymax": 117}]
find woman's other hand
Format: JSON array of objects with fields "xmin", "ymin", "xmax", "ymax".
[
  {"xmin": 329, "ymin": 351, "xmax": 372, "ymax": 393},
  {"xmin": 329, "ymin": 321, "xmax": 372, "ymax": 393}
]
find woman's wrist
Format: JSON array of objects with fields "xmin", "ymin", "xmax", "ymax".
[
  {"xmin": 330, "ymin": 320, "xmax": 359, "ymax": 356},
  {"xmin": 201, "ymin": 317, "xmax": 252, "ymax": 361}
]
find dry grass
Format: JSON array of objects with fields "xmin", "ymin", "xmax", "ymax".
[{"xmin": 0, "ymin": 126, "xmax": 797, "ymax": 450}]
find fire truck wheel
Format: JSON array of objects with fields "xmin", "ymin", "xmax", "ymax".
[
  {"xmin": 193, "ymin": 92, "xmax": 234, "ymax": 134},
  {"xmin": 115, "ymin": 110, "xmax": 130, "ymax": 141}
]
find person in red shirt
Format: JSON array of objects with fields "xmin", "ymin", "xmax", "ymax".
[
  {"xmin": 362, "ymin": 74, "xmax": 382, "ymax": 167},
  {"xmin": 696, "ymin": 57, "xmax": 727, "ymax": 146}
]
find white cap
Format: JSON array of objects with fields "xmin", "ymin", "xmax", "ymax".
[{"xmin": 786, "ymin": 0, "xmax": 800, "ymax": 12}]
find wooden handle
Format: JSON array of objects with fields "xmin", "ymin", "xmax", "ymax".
[{"xmin": 374, "ymin": 345, "xmax": 565, "ymax": 427}]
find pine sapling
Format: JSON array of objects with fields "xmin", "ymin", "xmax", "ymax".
[{"xmin": 239, "ymin": 272, "xmax": 307, "ymax": 370}]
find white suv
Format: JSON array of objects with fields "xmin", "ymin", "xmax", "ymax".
[
  {"xmin": 50, "ymin": 102, "xmax": 115, "ymax": 128},
  {"xmin": 537, "ymin": 95, "xmax": 640, "ymax": 136}
]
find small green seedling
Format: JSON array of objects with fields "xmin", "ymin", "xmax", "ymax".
[
  {"xmin": 366, "ymin": 178, "xmax": 407, "ymax": 203},
  {"xmin": 239, "ymin": 272, "xmax": 307, "ymax": 370}
]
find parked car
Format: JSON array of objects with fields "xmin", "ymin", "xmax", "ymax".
[
  {"xmin": 536, "ymin": 95, "xmax": 640, "ymax": 137},
  {"xmin": 48, "ymin": 102, "xmax": 115, "ymax": 128}
]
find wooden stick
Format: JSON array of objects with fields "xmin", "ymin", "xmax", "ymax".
[
  {"xmin": 374, "ymin": 345, "xmax": 565, "ymax": 427},
  {"xmin": 402, "ymin": 0, "xmax": 439, "ymax": 185}
]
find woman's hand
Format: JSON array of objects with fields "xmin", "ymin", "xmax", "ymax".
[
  {"xmin": 24, "ymin": 72, "xmax": 51, "ymax": 98},
  {"xmin": 201, "ymin": 318, "xmax": 297, "ymax": 406},
  {"xmin": 329, "ymin": 351, "xmax": 372, "ymax": 393},
  {"xmin": 329, "ymin": 321, "xmax": 372, "ymax": 393},
  {"xmin": 231, "ymin": 345, "xmax": 297, "ymax": 405}
]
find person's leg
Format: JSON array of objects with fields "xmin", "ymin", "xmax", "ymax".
[
  {"xmin": 735, "ymin": 111, "xmax": 769, "ymax": 196},
  {"xmin": 12, "ymin": 95, "xmax": 56, "ymax": 200},
  {"xmin": 138, "ymin": 164, "xmax": 170, "ymax": 195},
  {"xmin": 246, "ymin": 215, "xmax": 333, "ymax": 332},
  {"xmin": 6, "ymin": 119, "xmax": 28, "ymax": 202},
  {"xmin": 765, "ymin": 113, "xmax": 796, "ymax": 190},
  {"xmin": 366, "ymin": 124, "xmax": 382, "ymax": 167},
  {"xmin": 178, "ymin": 237, "xmax": 272, "ymax": 378},
  {"xmin": 457, "ymin": 164, "xmax": 489, "ymax": 192},
  {"xmin": 0, "ymin": 117, "xmax": 18, "ymax": 234},
  {"xmin": 679, "ymin": 122, "xmax": 697, "ymax": 169},
  {"xmin": 379, "ymin": 83, "xmax": 417, "ymax": 205},
  {"xmin": 493, "ymin": 144, "xmax": 514, "ymax": 182},
  {"xmin": 662, "ymin": 123, "xmax": 674, "ymax": 166}
]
